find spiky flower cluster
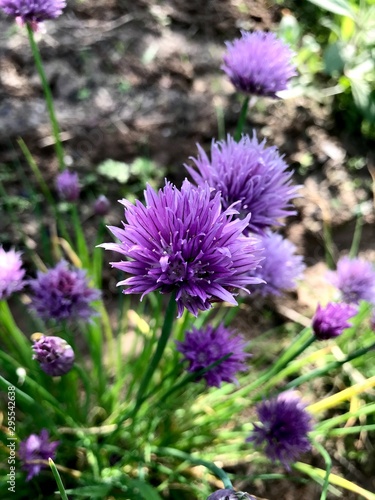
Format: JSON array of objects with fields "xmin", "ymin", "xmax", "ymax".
[
  {"xmin": 312, "ymin": 302, "xmax": 357, "ymax": 340},
  {"xmin": 328, "ymin": 256, "xmax": 375, "ymax": 305},
  {"xmin": 0, "ymin": 247, "xmax": 25, "ymax": 300},
  {"xmin": 32, "ymin": 335, "xmax": 75, "ymax": 376},
  {"xmin": 207, "ymin": 490, "xmax": 256, "ymax": 500},
  {"xmin": 248, "ymin": 391, "xmax": 312, "ymax": 468},
  {"xmin": 252, "ymin": 232, "xmax": 305, "ymax": 296},
  {"xmin": 176, "ymin": 324, "xmax": 250, "ymax": 387},
  {"xmin": 0, "ymin": 0, "xmax": 66, "ymax": 26},
  {"xmin": 29, "ymin": 261, "xmax": 100, "ymax": 322},
  {"xmin": 19, "ymin": 429, "xmax": 59, "ymax": 481},
  {"xmin": 222, "ymin": 30, "xmax": 297, "ymax": 97},
  {"xmin": 100, "ymin": 180, "xmax": 263, "ymax": 317},
  {"xmin": 186, "ymin": 134, "xmax": 298, "ymax": 235}
]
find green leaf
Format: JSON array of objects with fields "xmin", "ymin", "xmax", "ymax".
[
  {"xmin": 278, "ymin": 13, "xmax": 301, "ymax": 47},
  {"xmin": 97, "ymin": 159, "xmax": 131, "ymax": 184},
  {"xmin": 306, "ymin": 0, "xmax": 355, "ymax": 19},
  {"xmin": 126, "ymin": 479, "xmax": 163, "ymax": 500},
  {"xmin": 349, "ymin": 77, "xmax": 372, "ymax": 112},
  {"xmin": 65, "ymin": 485, "xmax": 112, "ymax": 498},
  {"xmin": 323, "ymin": 42, "xmax": 345, "ymax": 75}
]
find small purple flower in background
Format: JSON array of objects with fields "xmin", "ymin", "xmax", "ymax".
[
  {"xmin": 312, "ymin": 302, "xmax": 357, "ymax": 341},
  {"xmin": 29, "ymin": 260, "xmax": 100, "ymax": 322},
  {"xmin": 32, "ymin": 334, "xmax": 74, "ymax": 376},
  {"xmin": 248, "ymin": 391, "xmax": 312, "ymax": 469},
  {"xmin": 252, "ymin": 232, "xmax": 305, "ymax": 296},
  {"xmin": 56, "ymin": 170, "xmax": 80, "ymax": 202},
  {"xmin": 94, "ymin": 194, "xmax": 110, "ymax": 216},
  {"xmin": 0, "ymin": 0, "xmax": 66, "ymax": 28},
  {"xmin": 100, "ymin": 180, "xmax": 263, "ymax": 318},
  {"xmin": 176, "ymin": 324, "xmax": 250, "ymax": 387},
  {"xmin": 0, "ymin": 247, "xmax": 25, "ymax": 300},
  {"xmin": 222, "ymin": 30, "xmax": 297, "ymax": 97},
  {"xmin": 207, "ymin": 490, "xmax": 256, "ymax": 500},
  {"xmin": 186, "ymin": 134, "xmax": 298, "ymax": 235},
  {"xmin": 328, "ymin": 256, "xmax": 375, "ymax": 305},
  {"xmin": 19, "ymin": 429, "xmax": 59, "ymax": 481}
]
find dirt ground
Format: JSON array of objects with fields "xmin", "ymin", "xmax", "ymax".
[{"xmin": 1, "ymin": 0, "xmax": 375, "ymax": 498}]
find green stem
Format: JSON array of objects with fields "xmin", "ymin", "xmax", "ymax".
[
  {"xmin": 312, "ymin": 440, "xmax": 331, "ymax": 500},
  {"xmin": 349, "ymin": 213, "xmax": 363, "ymax": 258},
  {"xmin": 27, "ymin": 24, "xmax": 65, "ymax": 170},
  {"xmin": 73, "ymin": 364, "xmax": 91, "ymax": 419},
  {"xmin": 327, "ymin": 424, "xmax": 375, "ymax": 436},
  {"xmin": 234, "ymin": 329, "xmax": 314, "ymax": 398},
  {"xmin": 130, "ymin": 295, "xmax": 177, "ymax": 421},
  {"xmin": 0, "ymin": 375, "xmax": 40, "ymax": 414},
  {"xmin": 71, "ymin": 205, "xmax": 89, "ymax": 268},
  {"xmin": 0, "ymin": 300, "xmax": 32, "ymax": 368},
  {"xmin": 285, "ymin": 341, "xmax": 375, "ymax": 391},
  {"xmin": 234, "ymin": 96, "xmax": 250, "ymax": 141},
  {"xmin": 17, "ymin": 138, "xmax": 54, "ymax": 204},
  {"xmin": 154, "ymin": 447, "xmax": 233, "ymax": 490},
  {"xmin": 215, "ymin": 104, "xmax": 226, "ymax": 140},
  {"xmin": 157, "ymin": 353, "xmax": 232, "ymax": 406},
  {"xmin": 86, "ymin": 322, "xmax": 105, "ymax": 402},
  {"xmin": 49, "ymin": 459, "xmax": 69, "ymax": 500},
  {"xmin": 323, "ymin": 220, "xmax": 335, "ymax": 270}
]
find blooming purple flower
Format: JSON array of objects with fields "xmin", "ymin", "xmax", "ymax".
[
  {"xmin": 207, "ymin": 490, "xmax": 256, "ymax": 500},
  {"xmin": 94, "ymin": 195, "xmax": 110, "ymax": 216},
  {"xmin": 19, "ymin": 429, "xmax": 59, "ymax": 481},
  {"xmin": 55, "ymin": 170, "xmax": 80, "ymax": 202},
  {"xmin": 222, "ymin": 30, "xmax": 297, "ymax": 97},
  {"xmin": 0, "ymin": 247, "xmax": 25, "ymax": 300},
  {"xmin": 0, "ymin": 0, "xmax": 66, "ymax": 27},
  {"xmin": 252, "ymin": 232, "xmax": 305, "ymax": 296},
  {"xmin": 328, "ymin": 256, "xmax": 375, "ymax": 305},
  {"xmin": 100, "ymin": 180, "xmax": 263, "ymax": 318},
  {"xmin": 248, "ymin": 391, "xmax": 312, "ymax": 468},
  {"xmin": 29, "ymin": 260, "xmax": 100, "ymax": 322},
  {"xmin": 32, "ymin": 334, "xmax": 74, "ymax": 376},
  {"xmin": 176, "ymin": 324, "xmax": 250, "ymax": 387},
  {"xmin": 186, "ymin": 134, "xmax": 298, "ymax": 235},
  {"xmin": 312, "ymin": 302, "xmax": 357, "ymax": 341}
]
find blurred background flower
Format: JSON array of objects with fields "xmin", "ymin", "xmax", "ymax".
[
  {"xmin": 222, "ymin": 30, "xmax": 296, "ymax": 97},
  {"xmin": 176, "ymin": 324, "xmax": 250, "ymax": 387},
  {"xmin": 29, "ymin": 260, "xmax": 100, "ymax": 322},
  {"xmin": 186, "ymin": 134, "xmax": 299, "ymax": 235}
]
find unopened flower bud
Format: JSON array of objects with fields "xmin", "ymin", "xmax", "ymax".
[{"xmin": 32, "ymin": 335, "xmax": 74, "ymax": 376}]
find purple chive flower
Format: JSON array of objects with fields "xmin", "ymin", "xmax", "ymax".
[
  {"xmin": 55, "ymin": 170, "xmax": 80, "ymax": 202},
  {"xmin": 176, "ymin": 324, "xmax": 250, "ymax": 387},
  {"xmin": 0, "ymin": 247, "xmax": 25, "ymax": 300},
  {"xmin": 32, "ymin": 335, "xmax": 74, "ymax": 376},
  {"xmin": 0, "ymin": 0, "xmax": 66, "ymax": 28},
  {"xmin": 222, "ymin": 30, "xmax": 297, "ymax": 97},
  {"xmin": 328, "ymin": 256, "xmax": 375, "ymax": 305},
  {"xmin": 100, "ymin": 180, "xmax": 263, "ymax": 318},
  {"xmin": 252, "ymin": 232, "xmax": 305, "ymax": 296},
  {"xmin": 248, "ymin": 391, "xmax": 312, "ymax": 469},
  {"xmin": 312, "ymin": 302, "xmax": 357, "ymax": 341},
  {"xmin": 19, "ymin": 429, "xmax": 59, "ymax": 481},
  {"xmin": 186, "ymin": 134, "xmax": 298, "ymax": 235},
  {"xmin": 94, "ymin": 195, "xmax": 110, "ymax": 216},
  {"xmin": 207, "ymin": 491, "xmax": 256, "ymax": 500},
  {"xmin": 29, "ymin": 260, "xmax": 100, "ymax": 322}
]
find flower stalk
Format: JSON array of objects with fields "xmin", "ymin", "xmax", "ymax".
[{"xmin": 27, "ymin": 23, "xmax": 65, "ymax": 170}]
